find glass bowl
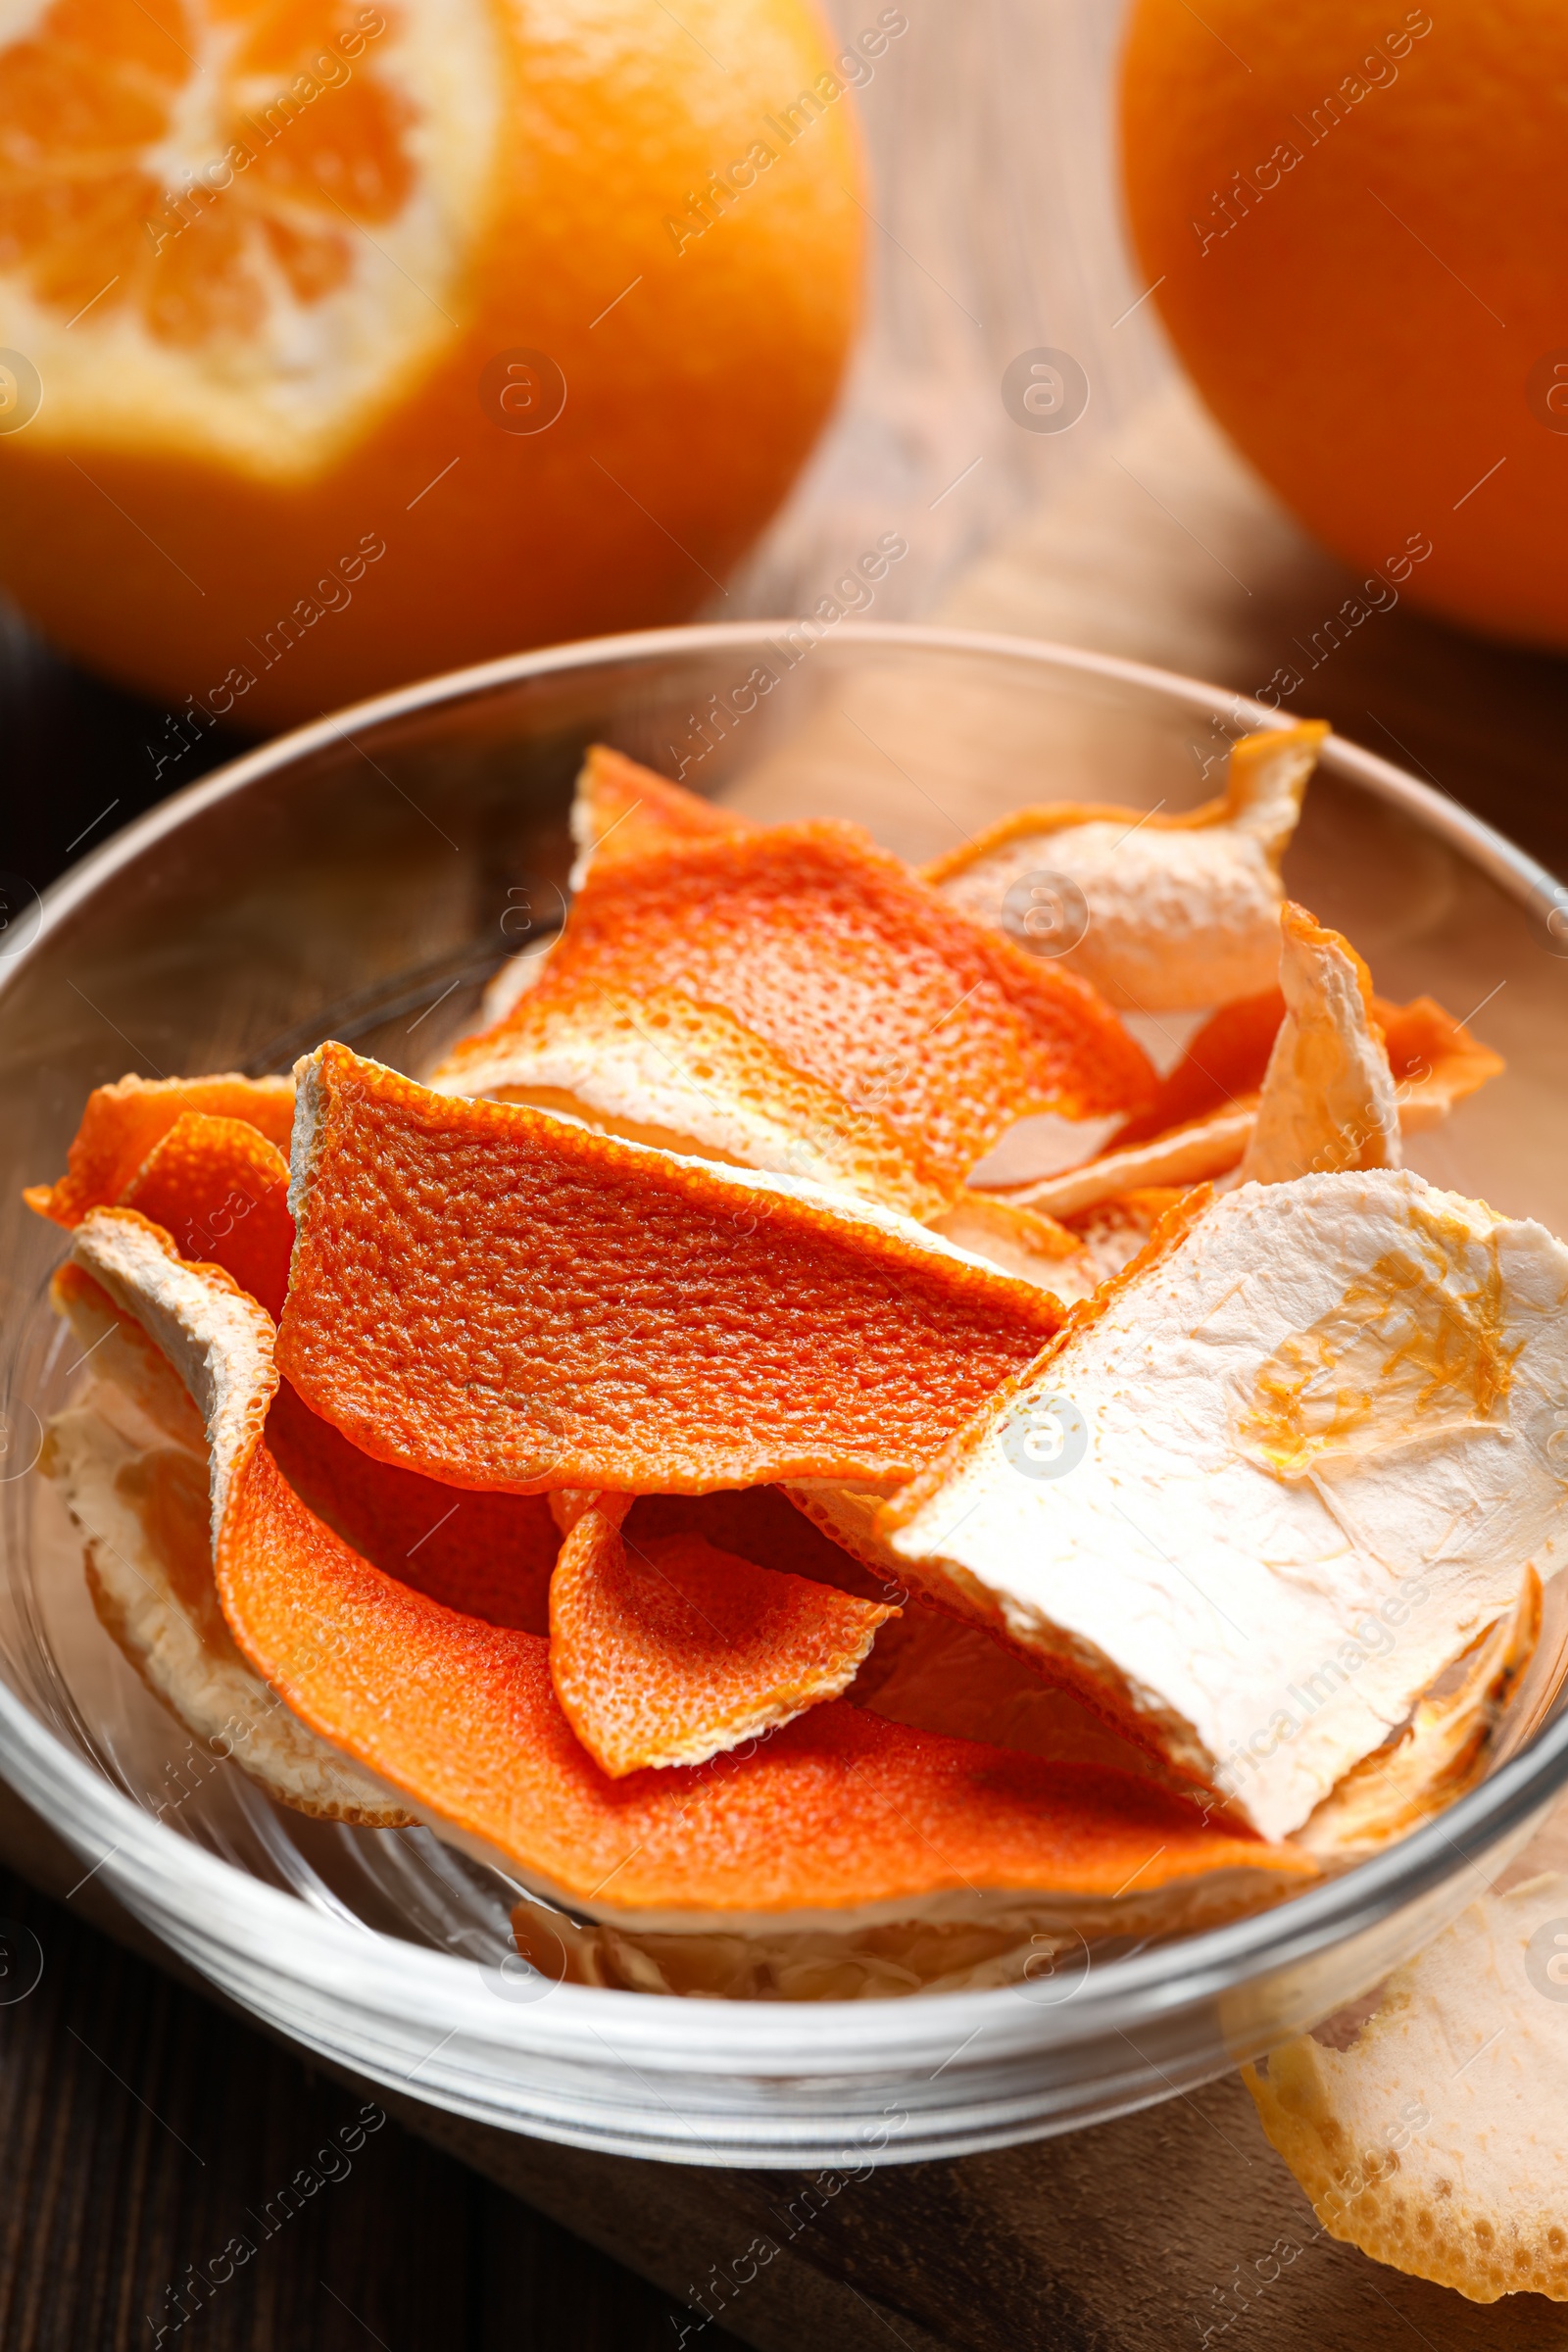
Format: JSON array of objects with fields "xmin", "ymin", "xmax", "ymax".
[{"xmin": 2, "ymin": 623, "xmax": 1566, "ymax": 2169}]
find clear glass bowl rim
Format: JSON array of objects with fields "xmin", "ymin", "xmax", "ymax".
[{"xmin": 3, "ymin": 618, "xmax": 1565, "ymax": 2101}]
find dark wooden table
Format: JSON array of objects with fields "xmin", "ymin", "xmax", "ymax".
[{"xmin": 4, "ymin": 385, "xmax": 1568, "ymax": 2351}]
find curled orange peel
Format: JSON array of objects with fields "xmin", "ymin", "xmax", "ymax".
[
  {"xmin": 432, "ymin": 982, "xmax": 953, "ymax": 1223},
  {"xmin": 24, "ymin": 1071, "xmax": 295, "ymax": 1228},
  {"xmin": 1239, "ymin": 903, "xmax": 1399, "ymax": 1182},
  {"xmin": 924, "ymin": 722, "xmax": 1327, "ymax": 1011},
  {"xmin": 441, "ymin": 773, "xmax": 1155, "ymax": 1187},
  {"xmin": 278, "ymin": 1045, "xmax": 1062, "ymax": 1494},
  {"xmin": 118, "ymin": 1111, "xmax": 295, "ymax": 1320},
  {"xmin": 988, "ymin": 940, "xmax": 1503, "ymax": 1223},
  {"xmin": 65, "ymin": 1203, "xmax": 1302, "ymax": 1919},
  {"xmin": 569, "ymin": 744, "xmax": 752, "ymax": 888},
  {"xmin": 549, "ymin": 1504, "xmax": 896, "ymax": 1777}
]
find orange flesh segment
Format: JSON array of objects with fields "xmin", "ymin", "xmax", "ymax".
[
  {"xmin": 574, "ymin": 745, "xmax": 753, "ymax": 880},
  {"xmin": 218, "ymin": 1439, "xmax": 1304, "ymax": 1913},
  {"xmin": 278, "ymin": 1046, "xmax": 1061, "ymax": 1494},
  {"xmin": 266, "ymin": 1381, "xmax": 559, "ymax": 1636},
  {"xmin": 25, "ymin": 1072, "xmax": 296, "ymax": 1228},
  {"xmin": 446, "ymin": 802, "xmax": 1157, "ymax": 1184},
  {"xmin": 119, "ymin": 1111, "xmax": 294, "ymax": 1319},
  {"xmin": 0, "ymin": 0, "xmax": 415, "ymax": 347},
  {"xmin": 549, "ymin": 1508, "xmax": 896, "ymax": 1777}
]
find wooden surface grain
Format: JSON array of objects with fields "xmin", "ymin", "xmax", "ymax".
[{"xmin": 6, "ymin": 241, "xmax": 1568, "ymax": 2352}]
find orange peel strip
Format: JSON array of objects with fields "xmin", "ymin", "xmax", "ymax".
[
  {"xmin": 549, "ymin": 1505, "xmax": 896, "ymax": 1776},
  {"xmin": 1238, "ymin": 902, "xmax": 1399, "ymax": 1182},
  {"xmin": 24, "ymin": 1072, "xmax": 295, "ymax": 1228},
  {"xmin": 119, "ymin": 1110, "xmax": 295, "ymax": 1320},
  {"xmin": 570, "ymin": 744, "xmax": 753, "ymax": 887},
  {"xmin": 993, "ymin": 925, "xmax": 1503, "ymax": 1222},
  {"xmin": 69, "ymin": 1203, "xmax": 1304, "ymax": 1919},
  {"xmin": 924, "ymin": 723, "xmax": 1328, "ymax": 1011},
  {"xmin": 279, "ymin": 1045, "xmax": 1062, "ymax": 1494},
  {"xmin": 265, "ymin": 1380, "xmax": 560, "ymax": 1637},
  {"xmin": 432, "ymin": 982, "xmax": 953, "ymax": 1223},
  {"xmin": 440, "ymin": 781, "xmax": 1155, "ymax": 1186}
]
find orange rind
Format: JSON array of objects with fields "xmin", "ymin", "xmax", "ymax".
[
  {"xmin": 279, "ymin": 1044, "xmax": 1062, "ymax": 1494},
  {"xmin": 432, "ymin": 982, "xmax": 953, "ymax": 1224},
  {"xmin": 64, "ymin": 1200, "xmax": 1306, "ymax": 1922},
  {"xmin": 438, "ymin": 775, "xmax": 1156, "ymax": 1188},
  {"xmin": 1247, "ymin": 1802, "xmax": 1568, "ymax": 2301},
  {"xmin": 989, "ymin": 918, "xmax": 1501, "ymax": 1224},
  {"xmin": 25, "ymin": 1071, "xmax": 295, "ymax": 1228},
  {"xmin": 265, "ymin": 1379, "xmax": 560, "ymax": 1636},
  {"xmin": 549, "ymin": 1505, "xmax": 896, "ymax": 1776},
  {"xmin": 119, "ymin": 1110, "xmax": 295, "ymax": 1319},
  {"xmin": 569, "ymin": 744, "xmax": 753, "ymax": 888},
  {"xmin": 925, "ymin": 722, "xmax": 1327, "ymax": 1010},
  {"xmin": 1239, "ymin": 904, "xmax": 1400, "ymax": 1183},
  {"xmin": 881, "ymin": 1171, "xmax": 1567, "ymax": 1841}
]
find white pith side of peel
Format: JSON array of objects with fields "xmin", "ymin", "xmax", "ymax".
[
  {"xmin": 932, "ymin": 727, "xmax": 1322, "ymax": 1012},
  {"xmin": 883, "ymin": 1170, "xmax": 1568, "ymax": 1842}
]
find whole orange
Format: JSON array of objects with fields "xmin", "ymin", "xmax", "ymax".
[
  {"xmin": 1120, "ymin": 0, "xmax": 1568, "ymax": 649},
  {"xmin": 0, "ymin": 0, "xmax": 868, "ymax": 730}
]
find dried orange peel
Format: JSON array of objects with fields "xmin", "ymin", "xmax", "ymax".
[
  {"xmin": 925, "ymin": 722, "xmax": 1327, "ymax": 1010},
  {"xmin": 989, "ymin": 910, "xmax": 1500, "ymax": 1222},
  {"xmin": 279, "ymin": 1044, "xmax": 1062, "ymax": 1494},
  {"xmin": 879, "ymin": 1171, "xmax": 1568, "ymax": 1843},
  {"xmin": 438, "ymin": 775, "xmax": 1156, "ymax": 1189},
  {"xmin": 56, "ymin": 1209, "xmax": 409, "ymax": 1824},
  {"xmin": 570, "ymin": 744, "xmax": 753, "ymax": 888},
  {"xmin": 62, "ymin": 1202, "xmax": 1304, "ymax": 1920},
  {"xmin": 118, "ymin": 1110, "xmax": 295, "ymax": 1319},
  {"xmin": 1247, "ymin": 1814, "xmax": 1568, "ymax": 2301},
  {"xmin": 1238, "ymin": 903, "xmax": 1400, "ymax": 1182},
  {"xmin": 25, "ymin": 1071, "xmax": 295, "ymax": 1228},
  {"xmin": 549, "ymin": 1504, "xmax": 895, "ymax": 1776}
]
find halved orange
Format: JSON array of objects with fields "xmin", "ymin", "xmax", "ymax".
[
  {"xmin": 0, "ymin": 0, "xmax": 861, "ymax": 726},
  {"xmin": 279, "ymin": 1045, "xmax": 1062, "ymax": 1494},
  {"xmin": 549, "ymin": 1504, "xmax": 894, "ymax": 1777},
  {"xmin": 25, "ymin": 1071, "xmax": 295, "ymax": 1228}
]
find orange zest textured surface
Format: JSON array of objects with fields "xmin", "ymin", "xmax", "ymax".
[
  {"xmin": 24, "ymin": 1072, "xmax": 296, "ymax": 1228},
  {"xmin": 277, "ymin": 1046, "xmax": 1062, "ymax": 1494},
  {"xmin": 443, "ymin": 783, "xmax": 1157, "ymax": 1183},
  {"xmin": 549, "ymin": 1505, "xmax": 895, "ymax": 1776},
  {"xmin": 266, "ymin": 1381, "xmax": 559, "ymax": 1637},
  {"xmin": 119, "ymin": 1111, "xmax": 294, "ymax": 1320},
  {"xmin": 218, "ymin": 1440, "xmax": 1303, "ymax": 1913},
  {"xmin": 574, "ymin": 745, "xmax": 752, "ymax": 880}
]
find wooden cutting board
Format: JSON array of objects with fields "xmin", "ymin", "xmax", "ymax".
[{"xmin": 7, "ymin": 384, "xmax": 1568, "ymax": 2351}]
